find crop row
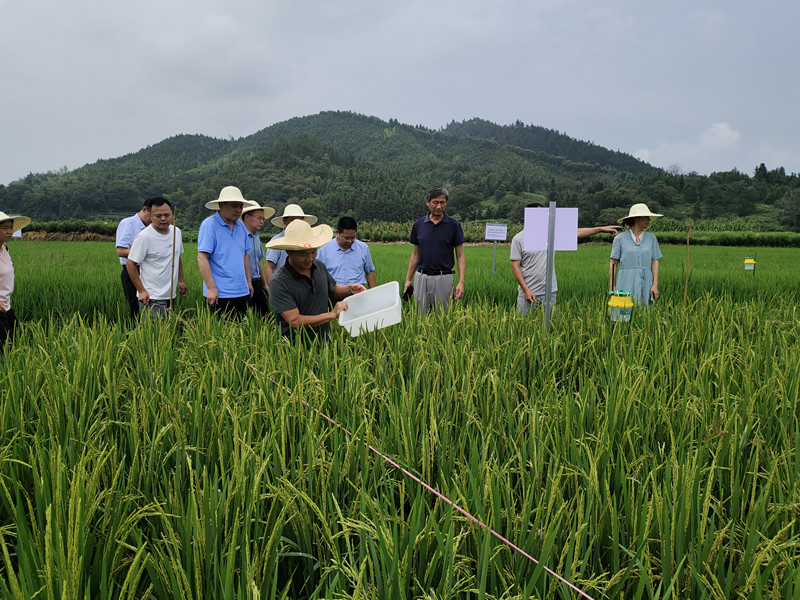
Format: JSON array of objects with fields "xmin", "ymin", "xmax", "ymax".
[{"xmin": 0, "ymin": 243, "xmax": 798, "ymax": 598}]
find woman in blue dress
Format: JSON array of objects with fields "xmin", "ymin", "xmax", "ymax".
[{"xmin": 608, "ymin": 203, "xmax": 663, "ymax": 306}]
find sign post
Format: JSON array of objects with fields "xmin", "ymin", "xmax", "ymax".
[
  {"xmin": 523, "ymin": 205, "xmax": 578, "ymax": 332},
  {"xmin": 484, "ymin": 222, "xmax": 508, "ymax": 276},
  {"xmin": 544, "ymin": 202, "xmax": 557, "ymax": 330}
]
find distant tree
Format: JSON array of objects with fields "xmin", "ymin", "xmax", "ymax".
[
  {"xmin": 449, "ymin": 184, "xmax": 484, "ymax": 220},
  {"xmin": 777, "ymin": 189, "xmax": 800, "ymax": 231}
]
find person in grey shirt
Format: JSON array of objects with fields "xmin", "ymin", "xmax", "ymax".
[{"xmin": 510, "ymin": 203, "xmax": 619, "ymax": 314}]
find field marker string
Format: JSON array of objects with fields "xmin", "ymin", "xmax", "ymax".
[{"xmin": 173, "ymin": 313, "xmax": 595, "ymax": 600}]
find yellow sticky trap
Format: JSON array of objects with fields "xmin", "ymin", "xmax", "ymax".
[{"xmin": 608, "ymin": 290, "xmax": 633, "ymax": 322}]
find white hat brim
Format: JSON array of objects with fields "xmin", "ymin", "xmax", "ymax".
[
  {"xmin": 0, "ymin": 213, "xmax": 31, "ymax": 233},
  {"xmin": 270, "ymin": 214, "xmax": 318, "ymax": 228},
  {"xmin": 266, "ymin": 223, "xmax": 332, "ymax": 251},
  {"xmin": 241, "ymin": 204, "xmax": 276, "ymax": 219}
]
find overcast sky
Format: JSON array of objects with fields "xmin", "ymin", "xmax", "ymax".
[{"xmin": 2, "ymin": 0, "xmax": 798, "ymax": 185}]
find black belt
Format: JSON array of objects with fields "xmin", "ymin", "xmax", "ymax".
[{"xmin": 417, "ymin": 268, "xmax": 453, "ymax": 276}]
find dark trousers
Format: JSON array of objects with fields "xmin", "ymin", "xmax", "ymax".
[
  {"xmin": 121, "ymin": 265, "xmax": 139, "ymax": 322},
  {"xmin": 0, "ymin": 308, "xmax": 16, "ymax": 353},
  {"xmin": 249, "ymin": 278, "xmax": 270, "ymax": 316},
  {"xmin": 211, "ymin": 295, "xmax": 250, "ymax": 319}
]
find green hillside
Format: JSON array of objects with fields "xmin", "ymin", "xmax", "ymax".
[{"xmin": 1, "ymin": 111, "xmax": 799, "ymax": 232}]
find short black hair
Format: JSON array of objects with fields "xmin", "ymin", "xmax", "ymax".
[
  {"xmin": 146, "ymin": 197, "xmax": 172, "ymax": 210},
  {"xmin": 337, "ymin": 216, "xmax": 358, "ymax": 232},
  {"xmin": 425, "ymin": 186, "xmax": 449, "ymax": 202},
  {"xmin": 526, "ymin": 202, "xmax": 545, "ymax": 208}
]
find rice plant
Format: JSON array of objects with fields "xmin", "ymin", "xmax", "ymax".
[{"xmin": 0, "ymin": 240, "xmax": 797, "ymax": 599}]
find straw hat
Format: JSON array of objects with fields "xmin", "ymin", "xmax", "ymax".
[
  {"xmin": 205, "ymin": 186, "xmax": 254, "ymax": 210},
  {"xmin": 270, "ymin": 203, "xmax": 318, "ymax": 228},
  {"xmin": 241, "ymin": 203, "xmax": 276, "ymax": 219},
  {"xmin": 265, "ymin": 220, "xmax": 332, "ymax": 251},
  {"xmin": 618, "ymin": 203, "xmax": 663, "ymax": 224},
  {"xmin": 0, "ymin": 211, "xmax": 31, "ymax": 233}
]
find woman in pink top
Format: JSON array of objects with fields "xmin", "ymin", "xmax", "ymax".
[{"xmin": 0, "ymin": 211, "xmax": 30, "ymax": 353}]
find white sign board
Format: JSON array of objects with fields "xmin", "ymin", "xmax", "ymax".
[
  {"xmin": 523, "ymin": 207, "xmax": 579, "ymax": 252},
  {"xmin": 12, "ymin": 230, "xmax": 22, "ymax": 239},
  {"xmin": 484, "ymin": 223, "xmax": 508, "ymax": 242}
]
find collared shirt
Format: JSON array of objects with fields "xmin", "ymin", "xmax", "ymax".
[
  {"xmin": 409, "ymin": 213, "xmax": 464, "ymax": 271},
  {"xmin": 316, "ymin": 238, "xmax": 375, "ymax": 286},
  {"xmin": 115, "ymin": 213, "xmax": 147, "ymax": 265},
  {"xmin": 265, "ymin": 230, "xmax": 287, "ymax": 271},
  {"xmin": 509, "ymin": 231, "xmax": 557, "ymax": 297},
  {"xmin": 0, "ymin": 245, "xmax": 14, "ymax": 311},
  {"xmin": 246, "ymin": 230, "xmax": 265, "ymax": 279},
  {"xmin": 197, "ymin": 213, "xmax": 251, "ymax": 298},
  {"xmin": 127, "ymin": 224, "xmax": 184, "ymax": 300},
  {"xmin": 269, "ymin": 259, "xmax": 336, "ymax": 340}
]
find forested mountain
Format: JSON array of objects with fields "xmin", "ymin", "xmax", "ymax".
[
  {"xmin": 441, "ymin": 118, "xmax": 653, "ymax": 176},
  {"xmin": 1, "ymin": 111, "xmax": 799, "ymax": 232}
]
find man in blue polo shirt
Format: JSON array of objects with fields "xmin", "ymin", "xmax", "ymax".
[
  {"xmin": 197, "ymin": 186, "xmax": 255, "ymax": 317},
  {"xmin": 317, "ymin": 216, "xmax": 376, "ymax": 288},
  {"xmin": 403, "ymin": 186, "xmax": 466, "ymax": 314}
]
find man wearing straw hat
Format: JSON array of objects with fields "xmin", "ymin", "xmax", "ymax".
[
  {"xmin": 240, "ymin": 202, "xmax": 276, "ymax": 316},
  {"xmin": 115, "ymin": 202, "xmax": 152, "ymax": 322},
  {"xmin": 264, "ymin": 203, "xmax": 317, "ymax": 285},
  {"xmin": 126, "ymin": 197, "xmax": 188, "ymax": 319},
  {"xmin": 268, "ymin": 220, "xmax": 365, "ymax": 341},
  {"xmin": 404, "ymin": 186, "xmax": 466, "ymax": 315},
  {"xmin": 0, "ymin": 211, "xmax": 31, "ymax": 353},
  {"xmin": 197, "ymin": 186, "xmax": 257, "ymax": 318}
]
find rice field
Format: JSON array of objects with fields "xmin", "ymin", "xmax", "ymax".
[{"xmin": 1, "ymin": 240, "xmax": 798, "ymax": 599}]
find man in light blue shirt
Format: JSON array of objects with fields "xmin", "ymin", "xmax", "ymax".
[
  {"xmin": 317, "ymin": 216, "xmax": 376, "ymax": 288},
  {"xmin": 115, "ymin": 202, "xmax": 151, "ymax": 322}
]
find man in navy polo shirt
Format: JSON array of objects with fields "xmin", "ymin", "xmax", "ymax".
[
  {"xmin": 197, "ymin": 186, "xmax": 255, "ymax": 318},
  {"xmin": 403, "ymin": 186, "xmax": 466, "ymax": 314}
]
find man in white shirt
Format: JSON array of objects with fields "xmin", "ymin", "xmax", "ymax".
[{"xmin": 126, "ymin": 197, "xmax": 187, "ymax": 319}]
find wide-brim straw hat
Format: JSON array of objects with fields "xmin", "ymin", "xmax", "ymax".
[
  {"xmin": 618, "ymin": 203, "xmax": 663, "ymax": 224},
  {"xmin": 205, "ymin": 186, "xmax": 254, "ymax": 210},
  {"xmin": 270, "ymin": 203, "xmax": 318, "ymax": 228},
  {"xmin": 0, "ymin": 212, "xmax": 31, "ymax": 233},
  {"xmin": 241, "ymin": 203, "xmax": 276, "ymax": 219},
  {"xmin": 265, "ymin": 220, "xmax": 332, "ymax": 251}
]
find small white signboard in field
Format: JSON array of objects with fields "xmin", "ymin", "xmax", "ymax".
[{"xmin": 484, "ymin": 223, "xmax": 508, "ymax": 242}]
